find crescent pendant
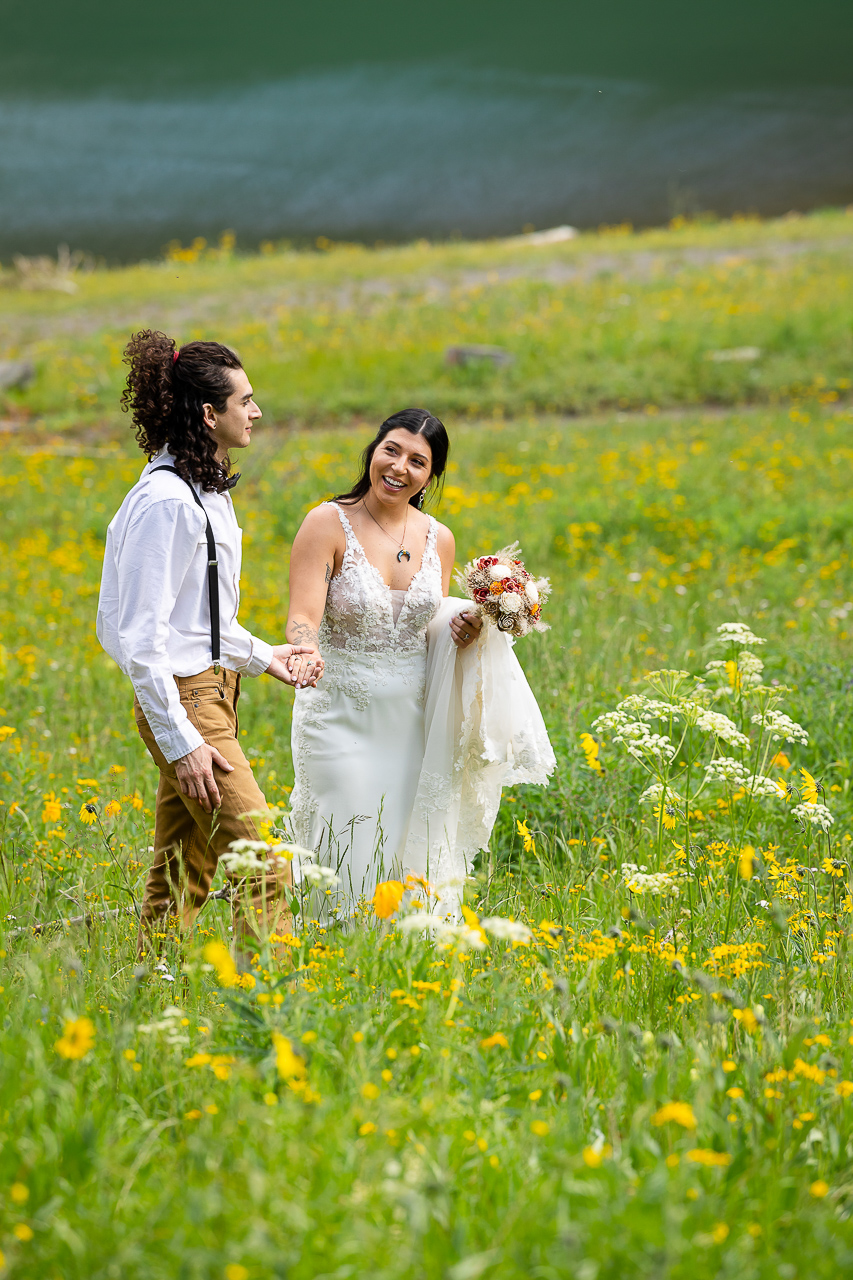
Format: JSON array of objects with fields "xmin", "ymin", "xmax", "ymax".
[{"xmin": 397, "ymin": 549, "xmax": 411, "ymax": 563}]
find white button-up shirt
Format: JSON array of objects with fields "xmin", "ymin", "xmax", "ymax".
[{"xmin": 97, "ymin": 450, "xmax": 274, "ymax": 762}]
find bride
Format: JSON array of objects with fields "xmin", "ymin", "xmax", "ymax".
[{"xmin": 285, "ymin": 408, "xmax": 554, "ymax": 910}]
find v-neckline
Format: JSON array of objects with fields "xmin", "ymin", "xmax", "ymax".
[{"xmin": 333, "ymin": 503, "xmax": 432, "ymax": 620}]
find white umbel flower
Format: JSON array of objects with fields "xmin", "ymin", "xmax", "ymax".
[
  {"xmin": 715, "ymin": 622, "xmax": 767, "ymax": 647},
  {"xmin": 792, "ymin": 802, "xmax": 834, "ymax": 832},
  {"xmin": 480, "ymin": 917, "xmax": 532, "ymax": 944},
  {"xmin": 751, "ymin": 710, "xmax": 809, "ymax": 745}
]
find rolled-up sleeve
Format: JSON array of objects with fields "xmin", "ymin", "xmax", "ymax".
[
  {"xmin": 117, "ymin": 500, "xmax": 206, "ymax": 762},
  {"xmin": 222, "ymin": 625, "xmax": 274, "ymax": 677}
]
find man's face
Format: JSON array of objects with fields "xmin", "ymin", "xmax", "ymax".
[{"xmin": 204, "ymin": 367, "xmax": 261, "ymax": 457}]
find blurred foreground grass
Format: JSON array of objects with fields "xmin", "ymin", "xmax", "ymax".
[{"xmin": 3, "ymin": 394, "xmax": 853, "ymax": 1275}]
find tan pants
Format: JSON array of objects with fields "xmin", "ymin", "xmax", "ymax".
[{"xmin": 134, "ymin": 666, "xmax": 291, "ymax": 958}]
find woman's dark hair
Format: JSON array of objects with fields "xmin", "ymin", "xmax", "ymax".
[
  {"xmin": 332, "ymin": 408, "xmax": 450, "ymax": 508},
  {"xmin": 120, "ymin": 329, "xmax": 243, "ymax": 493}
]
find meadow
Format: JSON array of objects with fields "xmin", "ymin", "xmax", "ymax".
[{"xmin": 2, "ymin": 211, "xmax": 853, "ymax": 1278}]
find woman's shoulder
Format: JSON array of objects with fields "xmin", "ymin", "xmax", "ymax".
[{"xmin": 296, "ymin": 501, "xmax": 347, "ymax": 539}]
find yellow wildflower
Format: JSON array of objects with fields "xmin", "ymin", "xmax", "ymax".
[
  {"xmin": 516, "ymin": 818, "xmax": 536, "ymax": 853},
  {"xmin": 55, "ymin": 1016, "xmax": 96, "ymax": 1060},
  {"xmin": 10, "ymin": 1183, "xmax": 29, "ymax": 1204},
  {"xmin": 835, "ymin": 1081, "xmax": 853, "ymax": 1097},
  {"xmin": 372, "ymin": 880, "xmax": 405, "ymax": 919},
  {"xmin": 104, "ymin": 800, "xmax": 122, "ymax": 818},
  {"xmin": 530, "ymin": 1120, "xmax": 550, "ymax": 1137},
  {"xmin": 0, "ymin": 726, "xmax": 16, "ymax": 741},
  {"xmin": 41, "ymin": 792, "xmax": 62, "ymax": 824},
  {"xmin": 359, "ymin": 1122, "xmax": 377, "ymax": 1135},
  {"xmin": 202, "ymin": 941, "xmax": 238, "ymax": 988},
  {"xmin": 579, "ymin": 732, "xmax": 604, "ymax": 775},
  {"xmin": 78, "ymin": 801, "xmax": 98, "ymax": 825},
  {"xmin": 686, "ymin": 1149, "xmax": 732, "ymax": 1167},
  {"xmin": 738, "ymin": 847, "xmax": 755, "ymax": 879},
  {"xmin": 480, "ymin": 1032, "xmax": 509, "ymax": 1050},
  {"xmin": 13, "ymin": 1224, "xmax": 33, "ymax": 1242},
  {"xmin": 271, "ymin": 1032, "xmax": 306, "ymax": 1082},
  {"xmin": 733, "ymin": 1008, "xmax": 759, "ymax": 1034},
  {"xmin": 810, "ymin": 1180, "xmax": 829, "ymax": 1198},
  {"xmin": 652, "ymin": 1102, "xmax": 697, "ymax": 1130},
  {"xmin": 800, "ymin": 769, "xmax": 820, "ymax": 804},
  {"xmin": 712, "ymin": 1224, "xmax": 730, "ymax": 1244},
  {"xmin": 654, "ymin": 804, "xmax": 679, "ymax": 831},
  {"xmin": 582, "ymin": 1144, "xmax": 612, "ymax": 1167},
  {"xmin": 225, "ymin": 1266, "xmax": 249, "ymax": 1280},
  {"xmin": 361, "ymin": 1082, "xmax": 380, "ymax": 1100}
]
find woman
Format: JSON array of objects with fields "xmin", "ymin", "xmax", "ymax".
[{"xmin": 286, "ymin": 408, "xmax": 553, "ymax": 910}]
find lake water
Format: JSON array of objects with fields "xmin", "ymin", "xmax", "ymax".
[{"xmin": 2, "ymin": 3, "xmax": 852, "ymax": 260}]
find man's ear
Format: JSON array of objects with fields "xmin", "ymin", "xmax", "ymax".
[{"xmin": 201, "ymin": 402, "xmax": 217, "ymax": 431}]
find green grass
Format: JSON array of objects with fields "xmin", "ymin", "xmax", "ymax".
[
  {"xmin": 3, "ymin": 213, "xmax": 853, "ymax": 1277},
  {"xmin": 1, "ymin": 208, "xmax": 852, "ymax": 432}
]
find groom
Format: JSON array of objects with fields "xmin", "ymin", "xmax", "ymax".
[{"xmin": 97, "ymin": 330, "xmax": 321, "ymax": 957}]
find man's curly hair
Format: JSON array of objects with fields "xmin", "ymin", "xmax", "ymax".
[{"xmin": 120, "ymin": 330, "xmax": 243, "ymax": 493}]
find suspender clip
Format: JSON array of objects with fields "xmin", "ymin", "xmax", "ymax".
[{"xmin": 213, "ymin": 661, "xmax": 221, "ymax": 674}]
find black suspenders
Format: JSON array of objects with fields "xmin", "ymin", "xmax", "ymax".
[{"xmin": 151, "ymin": 465, "xmax": 221, "ymax": 674}]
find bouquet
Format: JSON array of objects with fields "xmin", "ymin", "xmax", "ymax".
[{"xmin": 455, "ymin": 543, "xmax": 550, "ymax": 637}]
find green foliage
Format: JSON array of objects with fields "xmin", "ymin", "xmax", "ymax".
[{"xmin": 2, "ymin": 214, "xmax": 853, "ymax": 1276}]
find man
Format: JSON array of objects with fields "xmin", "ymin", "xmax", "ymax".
[{"xmin": 97, "ymin": 329, "xmax": 320, "ymax": 957}]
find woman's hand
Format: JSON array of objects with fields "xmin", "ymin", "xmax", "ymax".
[
  {"xmin": 267, "ymin": 644, "xmax": 324, "ymax": 688},
  {"xmin": 450, "ymin": 610, "xmax": 483, "ymax": 650}
]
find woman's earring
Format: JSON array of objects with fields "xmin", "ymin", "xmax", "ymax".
[{"xmin": 417, "ymin": 488, "xmax": 426, "ymax": 509}]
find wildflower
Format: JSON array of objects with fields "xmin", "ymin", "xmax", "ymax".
[
  {"xmin": 652, "ymin": 1102, "xmax": 697, "ymax": 1130},
  {"xmin": 751, "ymin": 710, "xmax": 809, "ymax": 746},
  {"xmin": 733, "ymin": 1008, "xmax": 760, "ymax": 1034},
  {"xmin": 0, "ymin": 725, "xmax": 16, "ymax": 741},
  {"xmin": 792, "ymin": 803, "xmax": 834, "ymax": 833},
  {"xmin": 185, "ymin": 1109, "xmax": 202, "ymax": 1120},
  {"xmin": 693, "ymin": 708, "xmax": 750, "ymax": 749},
  {"xmin": 516, "ymin": 818, "xmax": 536, "ymax": 852},
  {"xmin": 738, "ymin": 847, "xmax": 755, "ymax": 879},
  {"xmin": 55, "ymin": 1016, "xmax": 96, "ymax": 1060},
  {"xmin": 480, "ymin": 1032, "xmax": 509, "ymax": 1050},
  {"xmin": 108, "ymin": 764, "xmax": 126, "ymax": 775},
  {"xmin": 78, "ymin": 801, "xmax": 98, "ymax": 825},
  {"xmin": 712, "ymin": 1223, "xmax": 730, "ymax": 1243},
  {"xmin": 263, "ymin": 1092, "xmax": 278, "ymax": 1106},
  {"xmin": 823, "ymin": 859, "xmax": 846, "ymax": 878},
  {"xmin": 654, "ymin": 804, "xmax": 679, "ymax": 831},
  {"xmin": 202, "ymin": 941, "xmax": 238, "ymax": 988},
  {"xmin": 373, "ymin": 880, "xmax": 405, "ymax": 918},
  {"xmin": 10, "ymin": 1183, "xmax": 29, "ymax": 1204},
  {"xmin": 359, "ymin": 1122, "xmax": 377, "ymax": 1136},
  {"xmin": 582, "ymin": 1143, "xmax": 612, "ymax": 1167},
  {"xmin": 104, "ymin": 800, "xmax": 122, "ymax": 819},
  {"xmin": 13, "ymin": 1224, "xmax": 33, "ymax": 1242},
  {"xmin": 300, "ymin": 862, "xmax": 339, "ymax": 888},
  {"xmin": 810, "ymin": 1180, "xmax": 829, "ymax": 1198},
  {"xmin": 361, "ymin": 1082, "xmax": 380, "ymax": 1099},
  {"xmin": 704, "ymin": 757, "xmax": 749, "ymax": 785},
  {"xmin": 835, "ymin": 1081, "xmax": 853, "ymax": 1097},
  {"xmin": 686, "ymin": 1149, "xmax": 732, "ymax": 1167},
  {"xmin": 41, "ymin": 792, "xmax": 62, "ymax": 824},
  {"xmin": 800, "ymin": 769, "xmax": 821, "ymax": 804},
  {"xmin": 715, "ymin": 622, "xmax": 766, "ymax": 648},
  {"xmin": 530, "ymin": 1120, "xmax": 550, "ymax": 1136},
  {"xmin": 480, "ymin": 917, "xmax": 532, "ymax": 944},
  {"xmin": 622, "ymin": 864, "xmax": 679, "ymax": 898},
  {"xmin": 579, "ymin": 733, "xmax": 603, "ymax": 774},
  {"xmin": 225, "ymin": 1267, "xmax": 249, "ymax": 1280},
  {"xmin": 271, "ymin": 1032, "xmax": 306, "ymax": 1081}
]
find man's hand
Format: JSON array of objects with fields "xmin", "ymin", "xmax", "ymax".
[
  {"xmin": 175, "ymin": 742, "xmax": 233, "ymax": 813},
  {"xmin": 450, "ymin": 610, "xmax": 484, "ymax": 650},
  {"xmin": 267, "ymin": 643, "xmax": 324, "ymax": 688}
]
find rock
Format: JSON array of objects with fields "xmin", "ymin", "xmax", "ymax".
[
  {"xmin": 445, "ymin": 344, "xmax": 514, "ymax": 368},
  {"xmin": 706, "ymin": 347, "xmax": 761, "ymax": 362},
  {"xmin": 508, "ymin": 225, "xmax": 578, "ymax": 247},
  {"xmin": 0, "ymin": 360, "xmax": 35, "ymax": 391}
]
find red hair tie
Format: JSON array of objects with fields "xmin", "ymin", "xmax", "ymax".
[{"xmin": 172, "ymin": 350, "xmax": 179, "ymax": 364}]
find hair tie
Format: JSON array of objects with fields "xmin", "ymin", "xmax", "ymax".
[{"xmin": 172, "ymin": 350, "xmax": 179, "ymax": 364}]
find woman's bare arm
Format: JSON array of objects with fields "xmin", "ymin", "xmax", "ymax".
[
  {"xmin": 435, "ymin": 522, "xmax": 483, "ymax": 650},
  {"xmin": 286, "ymin": 506, "xmax": 344, "ymax": 681}
]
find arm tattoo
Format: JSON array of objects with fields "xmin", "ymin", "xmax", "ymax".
[
  {"xmin": 290, "ymin": 620, "xmax": 319, "ymax": 648},
  {"xmin": 324, "ymin": 561, "xmax": 332, "ymax": 584}
]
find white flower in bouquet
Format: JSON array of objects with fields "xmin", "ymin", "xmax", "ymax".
[
  {"xmin": 525, "ymin": 580, "xmax": 540, "ymax": 604},
  {"xmin": 489, "ymin": 564, "xmax": 512, "ymax": 580},
  {"xmin": 500, "ymin": 593, "xmax": 523, "ymax": 614}
]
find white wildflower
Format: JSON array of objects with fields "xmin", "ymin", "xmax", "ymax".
[
  {"xmin": 792, "ymin": 803, "xmax": 834, "ymax": 832},
  {"xmin": 751, "ymin": 710, "xmax": 809, "ymax": 745},
  {"xmin": 693, "ymin": 708, "xmax": 750, "ymax": 748},
  {"xmin": 592, "ymin": 709, "xmax": 631, "ymax": 733},
  {"xmin": 715, "ymin": 622, "xmax": 766, "ymax": 647},
  {"xmin": 480, "ymin": 917, "xmax": 532, "ymax": 944},
  {"xmin": 300, "ymin": 864, "xmax": 340, "ymax": 888},
  {"xmin": 396, "ymin": 914, "xmax": 487, "ymax": 951},
  {"xmin": 622, "ymin": 864, "xmax": 680, "ymax": 898},
  {"xmin": 638, "ymin": 782, "xmax": 683, "ymax": 806},
  {"xmin": 704, "ymin": 757, "xmax": 749, "ymax": 783},
  {"xmin": 744, "ymin": 774, "xmax": 786, "ymax": 799}
]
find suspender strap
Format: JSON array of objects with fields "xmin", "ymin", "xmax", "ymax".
[{"xmin": 151, "ymin": 466, "xmax": 221, "ymax": 673}]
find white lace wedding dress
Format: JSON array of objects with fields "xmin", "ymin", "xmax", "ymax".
[{"xmin": 288, "ymin": 502, "xmax": 555, "ymax": 912}]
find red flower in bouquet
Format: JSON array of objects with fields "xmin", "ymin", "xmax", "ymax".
[{"xmin": 455, "ymin": 543, "xmax": 550, "ymax": 639}]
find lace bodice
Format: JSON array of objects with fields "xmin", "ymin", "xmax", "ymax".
[{"xmin": 320, "ymin": 503, "xmax": 443, "ymax": 657}]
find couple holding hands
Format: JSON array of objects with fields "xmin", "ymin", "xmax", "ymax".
[{"xmin": 97, "ymin": 332, "xmax": 553, "ymax": 958}]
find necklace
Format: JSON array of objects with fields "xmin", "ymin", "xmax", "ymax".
[{"xmin": 361, "ymin": 497, "xmax": 411, "ymax": 562}]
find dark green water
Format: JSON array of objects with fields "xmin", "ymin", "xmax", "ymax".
[{"xmin": 1, "ymin": 0, "xmax": 852, "ymax": 259}]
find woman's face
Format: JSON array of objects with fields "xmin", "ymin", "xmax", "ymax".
[{"xmin": 368, "ymin": 429, "xmax": 433, "ymax": 506}]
